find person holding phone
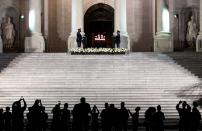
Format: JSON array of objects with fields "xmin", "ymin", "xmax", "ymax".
[{"xmin": 12, "ymin": 96, "xmax": 27, "ymax": 131}]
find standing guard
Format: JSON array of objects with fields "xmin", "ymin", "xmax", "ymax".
[
  {"xmin": 114, "ymin": 30, "xmax": 120, "ymax": 48},
  {"xmin": 76, "ymin": 28, "xmax": 82, "ymax": 48}
]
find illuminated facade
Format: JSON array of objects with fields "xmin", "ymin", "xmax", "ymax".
[{"xmin": 0, "ymin": 0, "xmax": 202, "ymax": 52}]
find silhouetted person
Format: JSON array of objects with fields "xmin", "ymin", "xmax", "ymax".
[
  {"xmin": 72, "ymin": 103, "xmax": 80, "ymax": 131},
  {"xmin": 115, "ymin": 30, "xmax": 120, "ymax": 48},
  {"xmin": 91, "ymin": 105, "xmax": 99, "ymax": 131},
  {"xmin": 61, "ymin": 103, "xmax": 71, "ymax": 131},
  {"xmin": 4, "ymin": 107, "xmax": 12, "ymax": 131},
  {"xmin": 12, "ymin": 97, "xmax": 27, "ymax": 131},
  {"xmin": 129, "ymin": 107, "xmax": 141, "ymax": 131},
  {"xmin": 0, "ymin": 108, "xmax": 3, "ymax": 131},
  {"xmin": 77, "ymin": 28, "xmax": 82, "ymax": 48},
  {"xmin": 32, "ymin": 99, "xmax": 43, "ymax": 131},
  {"xmin": 152, "ymin": 105, "xmax": 165, "ymax": 131},
  {"xmin": 150, "ymin": 108, "xmax": 157, "ymax": 131},
  {"xmin": 26, "ymin": 107, "xmax": 33, "ymax": 131},
  {"xmin": 119, "ymin": 102, "xmax": 129, "ymax": 131},
  {"xmin": 191, "ymin": 102, "xmax": 201, "ymax": 131},
  {"xmin": 73, "ymin": 97, "xmax": 91, "ymax": 131},
  {"xmin": 51, "ymin": 102, "xmax": 61, "ymax": 131},
  {"xmin": 40, "ymin": 106, "xmax": 48, "ymax": 131},
  {"xmin": 144, "ymin": 107, "xmax": 156, "ymax": 131},
  {"xmin": 100, "ymin": 103, "xmax": 110, "ymax": 131},
  {"xmin": 176, "ymin": 101, "xmax": 191, "ymax": 131},
  {"xmin": 109, "ymin": 104, "xmax": 119, "ymax": 131}
]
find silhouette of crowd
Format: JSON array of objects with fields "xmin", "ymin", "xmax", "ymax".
[
  {"xmin": 176, "ymin": 101, "xmax": 201, "ymax": 131},
  {"xmin": 0, "ymin": 97, "xmax": 201, "ymax": 131}
]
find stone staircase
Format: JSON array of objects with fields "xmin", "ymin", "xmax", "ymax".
[{"xmin": 0, "ymin": 52, "xmax": 202, "ymax": 130}]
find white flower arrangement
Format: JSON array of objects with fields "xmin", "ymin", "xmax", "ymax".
[{"xmin": 70, "ymin": 48, "xmax": 128, "ymax": 55}]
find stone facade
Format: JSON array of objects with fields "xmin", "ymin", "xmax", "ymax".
[
  {"xmin": 47, "ymin": 0, "xmax": 154, "ymax": 52},
  {"xmin": 0, "ymin": 0, "xmax": 201, "ymax": 52}
]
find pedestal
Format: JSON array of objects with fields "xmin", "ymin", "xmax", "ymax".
[
  {"xmin": 196, "ymin": 33, "xmax": 202, "ymax": 52},
  {"xmin": 0, "ymin": 37, "xmax": 3, "ymax": 53},
  {"xmin": 120, "ymin": 35, "xmax": 130, "ymax": 49},
  {"xmin": 154, "ymin": 32, "xmax": 173, "ymax": 52},
  {"xmin": 68, "ymin": 34, "xmax": 77, "ymax": 51},
  {"xmin": 113, "ymin": 31, "xmax": 130, "ymax": 50},
  {"xmin": 68, "ymin": 31, "xmax": 85, "ymax": 51},
  {"xmin": 25, "ymin": 34, "xmax": 45, "ymax": 53}
]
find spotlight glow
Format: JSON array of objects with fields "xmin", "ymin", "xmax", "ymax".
[
  {"xmin": 20, "ymin": 15, "xmax": 24, "ymax": 19},
  {"xmin": 29, "ymin": 10, "xmax": 35, "ymax": 32},
  {"xmin": 162, "ymin": 8, "xmax": 170, "ymax": 32}
]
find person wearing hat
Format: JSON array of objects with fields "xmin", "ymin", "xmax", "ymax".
[
  {"xmin": 115, "ymin": 30, "xmax": 120, "ymax": 48},
  {"xmin": 76, "ymin": 28, "xmax": 82, "ymax": 48}
]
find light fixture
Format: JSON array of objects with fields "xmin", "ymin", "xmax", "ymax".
[
  {"xmin": 174, "ymin": 14, "xmax": 179, "ymax": 19},
  {"xmin": 20, "ymin": 14, "xmax": 24, "ymax": 19},
  {"xmin": 162, "ymin": 8, "xmax": 170, "ymax": 32}
]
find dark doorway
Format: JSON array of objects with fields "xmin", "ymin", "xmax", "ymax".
[{"xmin": 84, "ymin": 3, "xmax": 114, "ymax": 48}]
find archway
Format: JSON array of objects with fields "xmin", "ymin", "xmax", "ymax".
[{"xmin": 84, "ymin": 3, "xmax": 114, "ymax": 48}]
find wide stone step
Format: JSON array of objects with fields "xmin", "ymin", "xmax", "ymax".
[{"xmin": 0, "ymin": 52, "xmax": 201, "ymax": 127}]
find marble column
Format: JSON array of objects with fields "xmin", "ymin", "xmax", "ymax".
[
  {"xmin": 25, "ymin": 0, "xmax": 45, "ymax": 53},
  {"xmin": 154, "ymin": 0, "xmax": 173, "ymax": 52},
  {"xmin": 114, "ymin": 0, "xmax": 130, "ymax": 50},
  {"xmin": 196, "ymin": 0, "xmax": 202, "ymax": 52},
  {"xmin": 68, "ymin": 0, "xmax": 84, "ymax": 50}
]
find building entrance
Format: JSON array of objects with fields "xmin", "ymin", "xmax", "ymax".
[{"xmin": 84, "ymin": 3, "xmax": 114, "ymax": 48}]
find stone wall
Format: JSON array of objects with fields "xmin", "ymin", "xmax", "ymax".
[
  {"xmin": 47, "ymin": 0, "xmax": 71, "ymax": 52},
  {"xmin": 0, "ymin": 0, "xmax": 19, "ymax": 18},
  {"xmin": 127, "ymin": 0, "xmax": 154, "ymax": 51},
  {"xmin": 84, "ymin": 0, "xmax": 115, "ymax": 14}
]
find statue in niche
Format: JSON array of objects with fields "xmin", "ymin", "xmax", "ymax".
[
  {"xmin": 186, "ymin": 15, "xmax": 198, "ymax": 48},
  {"xmin": 1, "ymin": 17, "xmax": 15, "ymax": 49}
]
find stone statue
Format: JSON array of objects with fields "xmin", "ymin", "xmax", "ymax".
[
  {"xmin": 0, "ymin": 17, "xmax": 6, "ymax": 52},
  {"xmin": 186, "ymin": 15, "xmax": 198, "ymax": 47},
  {"xmin": 2, "ymin": 17, "xmax": 15, "ymax": 48}
]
